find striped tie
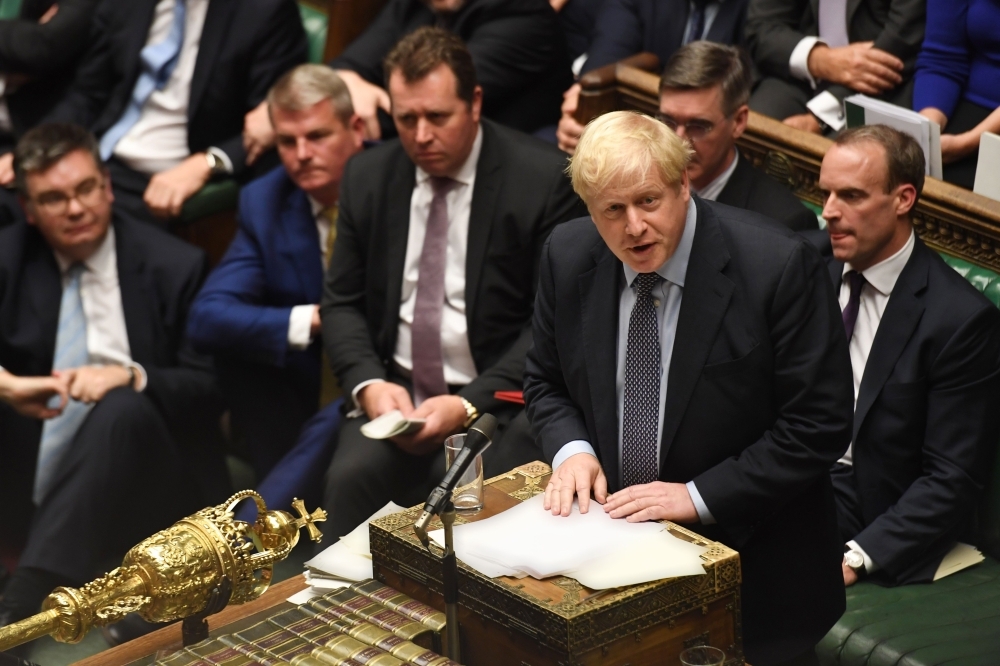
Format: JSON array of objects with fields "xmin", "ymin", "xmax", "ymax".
[{"xmin": 34, "ymin": 263, "xmax": 94, "ymax": 504}]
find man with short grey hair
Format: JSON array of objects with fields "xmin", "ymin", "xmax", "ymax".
[
  {"xmin": 658, "ymin": 41, "xmax": 817, "ymax": 231},
  {"xmin": 187, "ymin": 64, "xmax": 366, "ymax": 479}
]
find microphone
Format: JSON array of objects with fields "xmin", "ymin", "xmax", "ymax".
[{"xmin": 414, "ymin": 414, "xmax": 498, "ymax": 545}]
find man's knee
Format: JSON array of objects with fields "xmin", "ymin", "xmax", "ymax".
[{"xmin": 750, "ymin": 77, "xmax": 810, "ymax": 121}]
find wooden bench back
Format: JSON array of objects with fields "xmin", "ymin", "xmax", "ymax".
[{"xmin": 574, "ymin": 55, "xmax": 1000, "ymax": 273}]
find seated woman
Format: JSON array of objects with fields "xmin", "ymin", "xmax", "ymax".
[{"xmin": 914, "ymin": 0, "xmax": 1000, "ymax": 189}]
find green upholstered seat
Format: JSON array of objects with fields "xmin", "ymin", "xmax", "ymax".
[
  {"xmin": 177, "ymin": 3, "xmax": 327, "ymax": 227},
  {"xmin": 816, "ymin": 250, "xmax": 1000, "ymax": 665}
]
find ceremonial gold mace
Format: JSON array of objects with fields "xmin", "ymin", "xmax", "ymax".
[{"xmin": 0, "ymin": 490, "xmax": 326, "ymax": 651}]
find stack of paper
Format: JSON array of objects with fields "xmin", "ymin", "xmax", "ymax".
[
  {"xmin": 974, "ymin": 132, "xmax": 1000, "ymax": 201},
  {"xmin": 429, "ymin": 494, "xmax": 707, "ymax": 590},
  {"xmin": 844, "ymin": 95, "xmax": 943, "ymax": 178},
  {"xmin": 304, "ymin": 502, "xmax": 406, "ymax": 591}
]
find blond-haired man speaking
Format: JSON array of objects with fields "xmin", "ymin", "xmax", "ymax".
[{"xmin": 524, "ymin": 111, "xmax": 853, "ymax": 666}]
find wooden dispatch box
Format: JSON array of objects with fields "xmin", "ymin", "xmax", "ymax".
[{"xmin": 370, "ymin": 462, "xmax": 744, "ymax": 666}]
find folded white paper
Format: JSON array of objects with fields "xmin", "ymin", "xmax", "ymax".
[
  {"xmin": 306, "ymin": 501, "xmax": 407, "ymax": 582},
  {"xmin": 934, "ymin": 542, "xmax": 985, "ymax": 581},
  {"xmin": 566, "ymin": 529, "xmax": 707, "ymax": 589},
  {"xmin": 361, "ymin": 410, "xmax": 426, "ymax": 439}
]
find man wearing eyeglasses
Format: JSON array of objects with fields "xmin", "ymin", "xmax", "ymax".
[
  {"xmin": 0, "ymin": 123, "xmax": 225, "ymax": 642},
  {"xmin": 658, "ymin": 42, "xmax": 818, "ymax": 232}
]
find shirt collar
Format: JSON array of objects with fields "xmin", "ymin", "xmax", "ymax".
[
  {"xmin": 693, "ymin": 150, "xmax": 738, "ymax": 202},
  {"xmin": 307, "ymin": 195, "xmax": 324, "ymax": 218},
  {"xmin": 844, "ymin": 228, "xmax": 915, "ymax": 296},
  {"xmin": 54, "ymin": 225, "xmax": 117, "ymax": 278},
  {"xmin": 623, "ymin": 197, "xmax": 697, "ymax": 288},
  {"xmin": 415, "ymin": 123, "xmax": 483, "ymax": 187}
]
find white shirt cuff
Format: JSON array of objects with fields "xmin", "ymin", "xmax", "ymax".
[
  {"xmin": 847, "ymin": 539, "xmax": 878, "ymax": 573},
  {"xmin": 552, "ymin": 440, "xmax": 597, "ymax": 470},
  {"xmin": 288, "ymin": 305, "xmax": 317, "ymax": 350},
  {"xmin": 686, "ymin": 481, "xmax": 716, "ymax": 525},
  {"xmin": 790, "ymin": 36, "xmax": 823, "ymax": 89},
  {"xmin": 127, "ymin": 361, "xmax": 148, "ymax": 392},
  {"xmin": 806, "ymin": 90, "xmax": 847, "ymax": 130},
  {"xmin": 348, "ymin": 378, "xmax": 386, "ymax": 417},
  {"xmin": 207, "ymin": 146, "xmax": 234, "ymax": 175}
]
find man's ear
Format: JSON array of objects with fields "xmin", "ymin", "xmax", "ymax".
[
  {"xmin": 19, "ymin": 195, "xmax": 36, "ymax": 226},
  {"xmin": 731, "ymin": 104, "xmax": 749, "ymax": 140},
  {"xmin": 895, "ymin": 183, "xmax": 918, "ymax": 217},
  {"xmin": 470, "ymin": 85, "xmax": 484, "ymax": 123},
  {"xmin": 102, "ymin": 168, "xmax": 115, "ymax": 204},
  {"xmin": 350, "ymin": 113, "xmax": 366, "ymax": 144}
]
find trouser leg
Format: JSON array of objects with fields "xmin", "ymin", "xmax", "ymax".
[
  {"xmin": 18, "ymin": 388, "xmax": 199, "ymax": 584},
  {"xmin": 750, "ymin": 77, "xmax": 813, "ymax": 121},
  {"xmin": 106, "ymin": 158, "xmax": 159, "ymax": 227}
]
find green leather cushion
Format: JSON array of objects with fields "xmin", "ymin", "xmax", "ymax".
[
  {"xmin": 818, "ymin": 557, "xmax": 1000, "ymax": 666},
  {"xmin": 299, "ymin": 3, "xmax": 328, "ymax": 64}
]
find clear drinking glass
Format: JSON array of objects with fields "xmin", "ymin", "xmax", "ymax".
[
  {"xmin": 679, "ymin": 646, "xmax": 726, "ymax": 666},
  {"xmin": 444, "ymin": 433, "xmax": 484, "ymax": 512}
]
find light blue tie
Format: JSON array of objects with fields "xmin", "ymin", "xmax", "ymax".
[
  {"xmin": 99, "ymin": 0, "xmax": 187, "ymax": 161},
  {"xmin": 34, "ymin": 263, "xmax": 94, "ymax": 505}
]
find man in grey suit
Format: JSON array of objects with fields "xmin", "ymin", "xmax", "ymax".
[{"xmin": 745, "ymin": 0, "xmax": 925, "ymax": 134}]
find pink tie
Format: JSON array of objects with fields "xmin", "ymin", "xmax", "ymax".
[{"xmin": 411, "ymin": 176, "xmax": 458, "ymax": 404}]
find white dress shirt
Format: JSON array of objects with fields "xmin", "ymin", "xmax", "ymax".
[
  {"xmin": 287, "ymin": 195, "xmax": 335, "ymax": 350},
  {"xmin": 113, "ymin": 0, "xmax": 214, "ymax": 175},
  {"xmin": 838, "ymin": 229, "xmax": 915, "ymax": 571},
  {"xmin": 394, "ymin": 126, "xmax": 483, "ymax": 385},
  {"xmin": 53, "ymin": 227, "xmax": 147, "ymax": 390},
  {"xmin": 693, "ymin": 150, "xmax": 739, "ymax": 202}
]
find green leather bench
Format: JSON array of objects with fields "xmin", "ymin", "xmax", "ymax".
[{"xmin": 803, "ymin": 202, "xmax": 1000, "ymax": 664}]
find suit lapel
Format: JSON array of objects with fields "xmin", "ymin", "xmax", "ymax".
[
  {"xmin": 24, "ymin": 238, "xmax": 61, "ymax": 368},
  {"xmin": 661, "ymin": 0, "xmax": 690, "ymax": 52},
  {"xmin": 465, "ymin": 122, "xmax": 502, "ymax": 329},
  {"xmin": 714, "ymin": 152, "xmax": 751, "ymax": 209},
  {"xmin": 115, "ymin": 219, "xmax": 156, "ymax": 364},
  {"xmin": 660, "ymin": 200, "xmax": 734, "ymax": 464},
  {"xmin": 123, "ymin": 0, "xmax": 161, "ymax": 90},
  {"xmin": 852, "ymin": 242, "xmax": 928, "ymax": 439},
  {"xmin": 280, "ymin": 187, "xmax": 324, "ymax": 303},
  {"xmin": 385, "ymin": 153, "xmax": 417, "ymax": 334},
  {"xmin": 579, "ymin": 242, "xmax": 623, "ymax": 491},
  {"xmin": 846, "ymin": 0, "xmax": 864, "ymax": 25},
  {"xmin": 189, "ymin": 0, "xmax": 237, "ymax": 119}
]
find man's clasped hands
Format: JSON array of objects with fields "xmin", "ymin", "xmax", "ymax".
[{"xmin": 0, "ymin": 365, "xmax": 136, "ymax": 419}]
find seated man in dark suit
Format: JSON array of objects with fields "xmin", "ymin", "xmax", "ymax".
[
  {"xmin": 0, "ymin": 124, "xmax": 225, "ymax": 639},
  {"xmin": 814, "ymin": 125, "xmax": 1000, "ymax": 586},
  {"xmin": 524, "ymin": 111, "xmax": 854, "ymax": 665},
  {"xmin": 321, "ymin": 27, "xmax": 586, "ymax": 541},
  {"xmin": 187, "ymin": 64, "xmax": 365, "ymax": 480},
  {"xmin": 244, "ymin": 0, "xmax": 571, "ymax": 155},
  {"xmin": 36, "ymin": 0, "xmax": 307, "ymax": 225},
  {"xmin": 658, "ymin": 41, "xmax": 817, "ymax": 231},
  {"xmin": 555, "ymin": 0, "xmax": 749, "ymax": 154},
  {"xmin": 745, "ymin": 0, "xmax": 924, "ymax": 134},
  {"xmin": 0, "ymin": 0, "xmax": 97, "ymax": 228}
]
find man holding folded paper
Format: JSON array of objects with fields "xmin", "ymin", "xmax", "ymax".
[{"xmin": 523, "ymin": 111, "xmax": 854, "ymax": 666}]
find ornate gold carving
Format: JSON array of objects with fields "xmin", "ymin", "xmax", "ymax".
[
  {"xmin": 0, "ymin": 493, "xmax": 325, "ymax": 651},
  {"xmin": 509, "ymin": 476, "xmax": 544, "ymax": 501}
]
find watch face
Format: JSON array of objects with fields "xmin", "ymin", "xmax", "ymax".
[{"xmin": 845, "ymin": 551, "xmax": 864, "ymax": 570}]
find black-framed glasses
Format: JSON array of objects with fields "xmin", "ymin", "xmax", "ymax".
[
  {"xmin": 33, "ymin": 177, "xmax": 105, "ymax": 215},
  {"xmin": 655, "ymin": 113, "xmax": 719, "ymax": 141}
]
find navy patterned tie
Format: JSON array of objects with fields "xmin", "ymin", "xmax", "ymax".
[
  {"xmin": 842, "ymin": 270, "xmax": 866, "ymax": 341},
  {"xmin": 622, "ymin": 273, "xmax": 662, "ymax": 487}
]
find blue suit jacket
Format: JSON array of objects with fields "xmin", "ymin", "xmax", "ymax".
[{"xmin": 187, "ymin": 166, "xmax": 323, "ymax": 395}]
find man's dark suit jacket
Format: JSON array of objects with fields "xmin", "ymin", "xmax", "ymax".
[
  {"xmin": 0, "ymin": 0, "xmax": 97, "ymax": 147},
  {"xmin": 581, "ymin": 0, "xmax": 749, "ymax": 74},
  {"xmin": 46, "ymin": 0, "xmax": 307, "ymax": 175},
  {"xmin": 0, "ymin": 215, "xmax": 226, "ymax": 502},
  {"xmin": 746, "ymin": 0, "xmax": 926, "ymax": 100},
  {"xmin": 815, "ymin": 233, "xmax": 1000, "ymax": 585},
  {"xmin": 524, "ymin": 198, "xmax": 854, "ymax": 665},
  {"xmin": 321, "ymin": 118, "xmax": 586, "ymax": 418},
  {"xmin": 716, "ymin": 153, "xmax": 818, "ymax": 232},
  {"xmin": 329, "ymin": 0, "xmax": 571, "ymax": 136}
]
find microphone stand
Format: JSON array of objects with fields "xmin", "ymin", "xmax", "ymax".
[{"xmin": 413, "ymin": 496, "xmax": 461, "ymax": 663}]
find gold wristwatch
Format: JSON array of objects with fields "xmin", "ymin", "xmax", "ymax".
[{"xmin": 459, "ymin": 397, "xmax": 479, "ymax": 428}]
